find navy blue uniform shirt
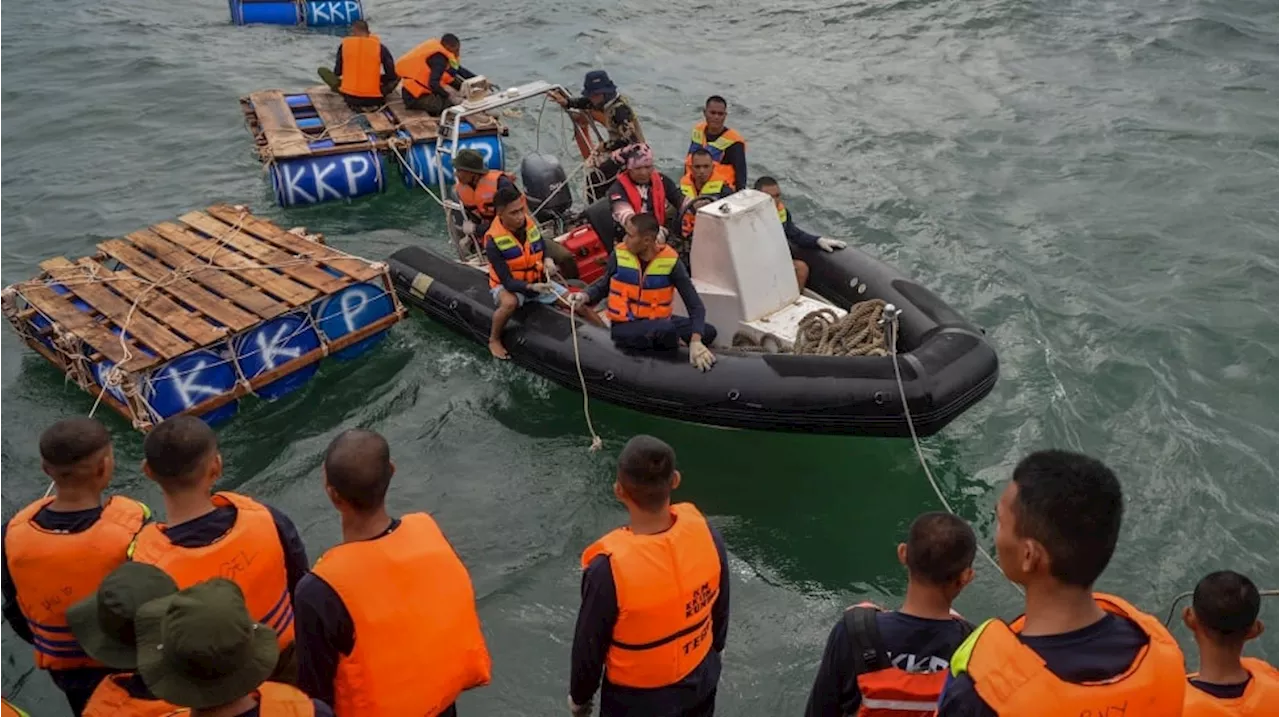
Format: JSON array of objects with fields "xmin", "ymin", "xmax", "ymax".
[
  {"xmin": 805, "ymin": 611, "xmax": 973, "ymax": 717},
  {"xmin": 570, "ymin": 523, "xmax": 730, "ymax": 716},
  {"xmin": 780, "ymin": 206, "xmax": 821, "ymax": 250},
  {"xmin": 425, "ymin": 54, "xmax": 475, "ymax": 94},
  {"xmin": 1188, "ymin": 676, "xmax": 1250, "ymax": 699},
  {"xmin": 936, "ymin": 613, "xmax": 1149, "ymax": 717}
]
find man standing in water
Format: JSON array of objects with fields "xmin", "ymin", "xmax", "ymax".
[
  {"xmin": 936, "ymin": 450, "xmax": 1185, "ymax": 716},
  {"xmin": 568, "ymin": 435, "xmax": 730, "ymax": 717}
]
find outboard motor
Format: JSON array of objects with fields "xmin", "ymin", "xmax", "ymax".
[{"xmin": 521, "ymin": 153, "xmax": 573, "ymax": 223}]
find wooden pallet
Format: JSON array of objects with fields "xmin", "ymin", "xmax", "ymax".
[
  {"xmin": 2, "ymin": 205, "xmax": 405, "ymax": 428},
  {"xmin": 240, "ymin": 86, "xmax": 502, "ymax": 160}
]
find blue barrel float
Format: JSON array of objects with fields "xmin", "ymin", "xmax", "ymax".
[
  {"xmin": 232, "ymin": 311, "xmax": 323, "ymax": 399},
  {"xmin": 312, "ymin": 281, "xmax": 399, "ymax": 359},
  {"xmin": 146, "ymin": 348, "xmax": 241, "ymax": 426},
  {"xmin": 230, "ymin": 0, "xmax": 363, "ymax": 26},
  {"xmin": 399, "ymin": 125, "xmax": 505, "ymax": 188}
]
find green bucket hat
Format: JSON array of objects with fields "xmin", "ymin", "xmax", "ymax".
[
  {"xmin": 134, "ymin": 578, "xmax": 278, "ymax": 710},
  {"xmin": 66, "ymin": 562, "xmax": 179, "ymax": 669},
  {"xmin": 453, "ymin": 148, "xmax": 487, "ymax": 174}
]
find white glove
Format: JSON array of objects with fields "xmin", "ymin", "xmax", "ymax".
[
  {"xmin": 566, "ymin": 292, "xmax": 589, "ymax": 308},
  {"xmin": 528, "ymin": 282, "xmax": 555, "ymax": 294},
  {"xmin": 657, "ymin": 226, "xmax": 670, "ymax": 245},
  {"xmin": 461, "ymin": 219, "xmax": 477, "ymax": 237},
  {"xmin": 543, "ymin": 257, "xmax": 559, "ymax": 277},
  {"xmin": 816, "ymin": 237, "xmax": 847, "ymax": 252},
  {"xmin": 689, "ymin": 339, "xmax": 717, "ymax": 372},
  {"xmin": 568, "ymin": 696, "xmax": 593, "ymax": 716}
]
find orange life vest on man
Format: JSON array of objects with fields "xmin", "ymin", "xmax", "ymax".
[
  {"xmin": 310, "ymin": 513, "xmax": 491, "ymax": 717},
  {"xmin": 338, "ymin": 35, "xmax": 384, "ymax": 99},
  {"xmin": 616, "ymin": 172, "xmax": 668, "ymax": 226},
  {"xmin": 4, "ymin": 496, "xmax": 149, "ymax": 670},
  {"xmin": 1184, "ymin": 657, "xmax": 1279, "ymax": 716},
  {"xmin": 684, "ymin": 122, "xmax": 745, "ymax": 190},
  {"xmin": 485, "ymin": 214, "xmax": 545, "ymax": 289},
  {"xmin": 677, "ymin": 172, "xmax": 727, "ymax": 239},
  {"xmin": 83, "ymin": 673, "xmax": 177, "ymax": 717},
  {"xmin": 842, "ymin": 603, "xmax": 970, "ymax": 716},
  {"xmin": 1, "ymin": 698, "xmax": 30, "ymax": 717},
  {"xmin": 396, "ymin": 38, "xmax": 458, "ymax": 99},
  {"xmin": 162, "ymin": 682, "xmax": 314, "ymax": 716},
  {"xmin": 605, "ymin": 245, "xmax": 679, "ymax": 324},
  {"xmin": 128, "ymin": 492, "xmax": 295, "ymax": 650},
  {"xmin": 580, "ymin": 502, "xmax": 721, "ymax": 689},
  {"xmin": 949, "ymin": 593, "xmax": 1186, "ymax": 716},
  {"xmin": 457, "ymin": 171, "xmax": 519, "ymax": 221}
]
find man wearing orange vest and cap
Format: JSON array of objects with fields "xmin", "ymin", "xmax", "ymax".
[
  {"xmin": 68, "ymin": 563, "xmax": 181, "ymax": 716},
  {"xmin": 805, "ymin": 512, "xmax": 977, "ymax": 717},
  {"xmin": 294, "ymin": 429, "xmax": 491, "ymax": 716},
  {"xmin": 1181, "ymin": 570, "xmax": 1278, "ymax": 715},
  {"xmin": 318, "ymin": 20, "xmax": 397, "ymax": 110},
  {"xmin": 569, "ymin": 435, "xmax": 730, "ymax": 717},
  {"xmin": 684, "ymin": 96, "xmax": 747, "ymax": 192},
  {"xmin": 395, "ymin": 33, "xmax": 476, "ymax": 115},
  {"xmin": 936, "ymin": 450, "xmax": 1186, "ymax": 717},
  {"xmin": 128, "ymin": 416, "xmax": 309, "ymax": 684},
  {"xmin": 2, "ymin": 417, "xmax": 151, "ymax": 716}
]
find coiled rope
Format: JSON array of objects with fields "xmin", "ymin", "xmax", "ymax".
[{"xmin": 793, "ymin": 300, "xmax": 891, "ymax": 356}]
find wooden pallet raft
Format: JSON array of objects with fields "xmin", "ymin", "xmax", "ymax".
[{"xmin": 1, "ymin": 205, "xmax": 407, "ymax": 431}]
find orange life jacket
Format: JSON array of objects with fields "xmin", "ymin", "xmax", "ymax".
[
  {"xmin": 1, "ymin": 699, "xmax": 29, "ymax": 717},
  {"xmin": 485, "ymin": 215, "xmax": 545, "ymax": 289},
  {"xmin": 950, "ymin": 593, "xmax": 1186, "ymax": 716},
  {"xmin": 684, "ymin": 122, "xmax": 745, "ymax": 190},
  {"xmin": 841, "ymin": 602, "xmax": 970, "ymax": 716},
  {"xmin": 161, "ymin": 682, "xmax": 315, "ymax": 716},
  {"xmin": 396, "ymin": 38, "xmax": 458, "ymax": 99},
  {"xmin": 605, "ymin": 245, "xmax": 680, "ymax": 324},
  {"xmin": 310, "ymin": 513, "xmax": 491, "ymax": 717},
  {"xmin": 1184, "ymin": 657, "xmax": 1279, "ymax": 716},
  {"xmin": 678, "ymin": 173, "xmax": 728, "ymax": 239},
  {"xmin": 776, "ymin": 199, "xmax": 790, "ymax": 225},
  {"xmin": 4, "ymin": 496, "xmax": 149, "ymax": 670},
  {"xmin": 457, "ymin": 171, "xmax": 519, "ymax": 221},
  {"xmin": 580, "ymin": 502, "xmax": 721, "ymax": 689},
  {"xmin": 616, "ymin": 172, "xmax": 668, "ymax": 227},
  {"xmin": 128, "ymin": 492, "xmax": 295, "ymax": 650},
  {"xmin": 83, "ymin": 673, "xmax": 177, "ymax": 717},
  {"xmin": 338, "ymin": 35, "xmax": 384, "ymax": 99}
]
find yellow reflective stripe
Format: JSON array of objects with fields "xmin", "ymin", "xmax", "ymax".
[
  {"xmin": 691, "ymin": 127, "xmax": 705, "ymax": 144},
  {"xmin": 616, "ymin": 249, "xmax": 641, "ymax": 270},
  {"xmin": 647, "ymin": 257, "xmax": 678, "ymax": 275},
  {"xmin": 950, "ymin": 619, "xmax": 993, "ymax": 676},
  {"xmin": 137, "ymin": 500, "xmax": 153, "ymax": 521},
  {"xmin": 126, "ymin": 536, "xmax": 138, "ymax": 559},
  {"xmin": 492, "ymin": 234, "xmax": 518, "ymax": 250},
  {"xmin": 710, "ymin": 135, "xmax": 738, "ymax": 150},
  {"xmin": 703, "ymin": 180, "xmax": 725, "ymax": 194},
  {"xmin": 680, "ymin": 182, "xmax": 695, "ymax": 198},
  {"xmin": 528, "ymin": 223, "xmax": 542, "ymax": 242}
]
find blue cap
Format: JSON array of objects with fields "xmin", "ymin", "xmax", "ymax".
[{"xmin": 582, "ymin": 70, "xmax": 617, "ymax": 96}]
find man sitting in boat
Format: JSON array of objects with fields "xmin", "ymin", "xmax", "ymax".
[
  {"xmin": 570, "ymin": 213, "xmax": 717, "ymax": 371},
  {"xmin": 675, "ymin": 148, "xmax": 735, "ymax": 262},
  {"xmin": 685, "ymin": 95, "xmax": 747, "ymax": 192},
  {"xmin": 486, "ymin": 186, "xmax": 603, "ymax": 359},
  {"xmin": 551, "ymin": 71, "xmax": 646, "ymax": 201},
  {"xmin": 395, "ymin": 34, "xmax": 475, "ymax": 115},
  {"xmin": 754, "ymin": 176, "xmax": 847, "ymax": 290},
  {"xmin": 607, "ymin": 144, "xmax": 683, "ymax": 245},
  {"xmin": 317, "ymin": 20, "xmax": 397, "ymax": 110}
]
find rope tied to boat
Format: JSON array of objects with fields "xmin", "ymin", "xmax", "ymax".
[{"xmin": 792, "ymin": 299, "xmax": 891, "ymax": 357}]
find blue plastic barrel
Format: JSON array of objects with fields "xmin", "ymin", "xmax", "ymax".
[
  {"xmin": 303, "ymin": 0, "xmax": 363, "ymax": 25},
  {"xmin": 312, "ymin": 282, "xmax": 397, "ymax": 360},
  {"xmin": 400, "ymin": 130, "xmax": 505, "ymax": 188},
  {"xmin": 270, "ymin": 148, "xmax": 385, "ymax": 207},
  {"xmin": 230, "ymin": 0, "xmax": 299, "ymax": 25},
  {"xmin": 146, "ymin": 348, "xmax": 239, "ymax": 424},
  {"xmin": 232, "ymin": 312, "xmax": 322, "ymax": 399}
]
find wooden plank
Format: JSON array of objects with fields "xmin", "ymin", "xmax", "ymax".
[
  {"xmin": 384, "ymin": 93, "xmax": 439, "ymax": 141},
  {"xmin": 98, "ymin": 240, "xmax": 261, "ymax": 331},
  {"xmin": 124, "ymin": 230, "xmax": 287, "ymax": 320},
  {"xmin": 204, "ymin": 205, "xmax": 382, "ymax": 282},
  {"xmin": 40, "ymin": 261, "xmax": 196, "ymax": 360},
  {"xmin": 76, "ymin": 258, "xmax": 228, "ymax": 346},
  {"xmin": 19, "ymin": 283, "xmax": 149, "ymax": 369},
  {"xmin": 362, "ymin": 105, "xmax": 396, "ymax": 135},
  {"xmin": 177, "ymin": 211, "xmax": 350, "ymax": 294},
  {"xmin": 248, "ymin": 90, "xmax": 312, "ymax": 159},
  {"xmin": 307, "ymin": 89, "xmax": 373, "ymax": 145},
  {"xmin": 150, "ymin": 222, "xmax": 319, "ymax": 308}
]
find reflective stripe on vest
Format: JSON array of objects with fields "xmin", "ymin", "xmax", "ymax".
[
  {"xmin": 605, "ymin": 245, "xmax": 679, "ymax": 324},
  {"xmin": 859, "ymin": 697, "xmax": 941, "ymax": 712},
  {"xmin": 617, "ymin": 172, "xmax": 667, "ymax": 226},
  {"xmin": 579, "ymin": 503, "xmax": 721, "ymax": 689},
  {"xmin": 1, "ymin": 699, "xmax": 30, "ymax": 717},
  {"xmin": 160, "ymin": 682, "xmax": 315, "ymax": 717},
  {"xmin": 83, "ymin": 673, "xmax": 177, "ymax": 717},
  {"xmin": 128, "ymin": 492, "xmax": 295, "ymax": 650},
  {"xmin": 678, "ymin": 175, "xmax": 726, "ymax": 238},
  {"xmin": 953, "ymin": 593, "xmax": 1187, "ymax": 716},
  {"xmin": 1184, "ymin": 657, "xmax": 1280, "ymax": 716},
  {"xmin": 684, "ymin": 122, "xmax": 744, "ymax": 189},
  {"xmin": 4, "ymin": 496, "xmax": 149, "ymax": 670},
  {"xmin": 395, "ymin": 38, "xmax": 458, "ymax": 98},
  {"xmin": 485, "ymin": 215, "xmax": 545, "ymax": 289},
  {"xmin": 457, "ymin": 171, "xmax": 518, "ymax": 221},
  {"xmin": 311, "ymin": 514, "xmax": 491, "ymax": 717},
  {"xmin": 776, "ymin": 200, "xmax": 789, "ymax": 225},
  {"xmin": 339, "ymin": 35, "xmax": 383, "ymax": 98}
]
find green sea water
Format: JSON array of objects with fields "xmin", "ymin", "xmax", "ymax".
[{"xmin": 2, "ymin": 0, "xmax": 1276, "ymax": 712}]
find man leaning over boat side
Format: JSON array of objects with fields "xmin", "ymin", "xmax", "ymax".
[
  {"xmin": 317, "ymin": 19, "xmax": 397, "ymax": 111},
  {"xmin": 551, "ymin": 70, "xmax": 646, "ymax": 202},
  {"xmin": 395, "ymin": 33, "xmax": 475, "ymax": 115},
  {"xmin": 570, "ymin": 213, "xmax": 718, "ymax": 372},
  {"xmin": 753, "ymin": 177, "xmax": 847, "ymax": 290}
]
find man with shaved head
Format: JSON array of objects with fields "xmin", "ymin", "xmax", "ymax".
[{"xmin": 295, "ymin": 429, "xmax": 491, "ymax": 716}]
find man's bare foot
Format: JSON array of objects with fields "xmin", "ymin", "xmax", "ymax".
[{"xmin": 488, "ymin": 339, "xmax": 511, "ymax": 360}]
